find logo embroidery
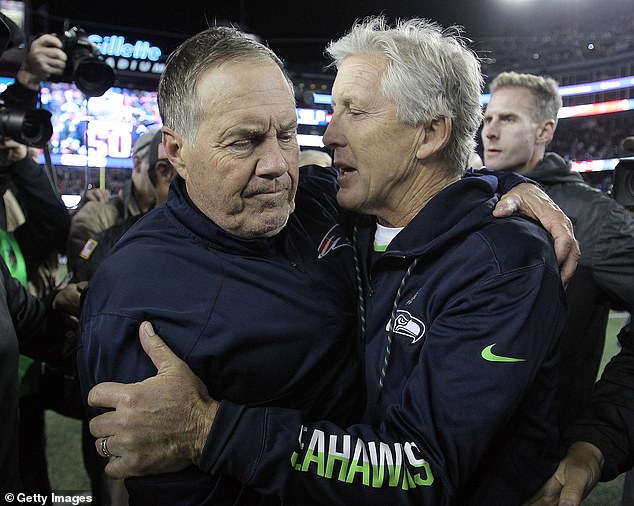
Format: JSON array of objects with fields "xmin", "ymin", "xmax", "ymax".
[
  {"xmin": 481, "ymin": 343, "xmax": 526, "ymax": 363},
  {"xmin": 386, "ymin": 310, "xmax": 426, "ymax": 344},
  {"xmin": 317, "ymin": 224, "xmax": 351, "ymax": 259}
]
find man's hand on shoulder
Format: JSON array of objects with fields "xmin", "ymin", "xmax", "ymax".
[
  {"xmin": 493, "ymin": 182, "xmax": 580, "ymax": 286},
  {"xmin": 88, "ymin": 321, "xmax": 218, "ymax": 478}
]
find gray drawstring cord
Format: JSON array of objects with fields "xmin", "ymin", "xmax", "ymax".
[
  {"xmin": 352, "ymin": 224, "xmax": 366, "ymax": 345},
  {"xmin": 379, "ymin": 257, "xmax": 420, "ymax": 391}
]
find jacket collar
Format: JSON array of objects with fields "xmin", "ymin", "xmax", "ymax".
[
  {"xmin": 374, "ymin": 175, "xmax": 499, "ymax": 259},
  {"xmin": 528, "ymin": 152, "xmax": 584, "ymax": 185},
  {"xmin": 165, "ymin": 176, "xmax": 281, "ymax": 257}
]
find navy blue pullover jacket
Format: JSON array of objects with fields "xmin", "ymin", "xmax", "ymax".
[
  {"xmin": 200, "ymin": 175, "xmax": 567, "ymax": 505},
  {"xmin": 78, "ymin": 168, "xmax": 361, "ymax": 505}
]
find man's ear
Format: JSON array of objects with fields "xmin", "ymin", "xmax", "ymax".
[
  {"xmin": 536, "ymin": 119, "xmax": 556, "ymax": 146},
  {"xmin": 415, "ymin": 116, "xmax": 452, "ymax": 161},
  {"xmin": 162, "ymin": 127, "xmax": 188, "ymax": 179}
]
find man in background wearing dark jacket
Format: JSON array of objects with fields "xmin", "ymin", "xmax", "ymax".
[
  {"xmin": 482, "ymin": 71, "xmax": 634, "ymax": 505},
  {"xmin": 482, "ymin": 70, "xmax": 634, "ymax": 430}
]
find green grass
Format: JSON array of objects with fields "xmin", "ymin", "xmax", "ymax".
[{"xmin": 45, "ymin": 411, "xmax": 90, "ymax": 492}]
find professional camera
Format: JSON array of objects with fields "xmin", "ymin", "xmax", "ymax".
[
  {"xmin": 0, "ymin": 13, "xmax": 53, "ymax": 147},
  {"xmin": 56, "ymin": 27, "xmax": 114, "ymax": 97},
  {"xmin": 0, "ymin": 100, "xmax": 53, "ymax": 148}
]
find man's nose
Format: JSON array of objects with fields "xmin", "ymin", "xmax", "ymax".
[
  {"xmin": 322, "ymin": 116, "xmax": 343, "ymax": 149},
  {"xmin": 484, "ymin": 121, "xmax": 498, "ymax": 139},
  {"xmin": 256, "ymin": 141, "xmax": 289, "ymax": 178}
]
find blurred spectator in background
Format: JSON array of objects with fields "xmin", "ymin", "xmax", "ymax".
[
  {"xmin": 72, "ymin": 129, "xmax": 173, "ymax": 283},
  {"xmin": 482, "ymin": 71, "xmax": 634, "ymax": 504},
  {"xmin": 482, "ymin": 71, "xmax": 634, "ymax": 431},
  {"xmin": 298, "ymin": 148, "xmax": 332, "ymax": 168},
  {"xmin": 64, "ymin": 129, "xmax": 174, "ymax": 506},
  {"xmin": 66, "ymin": 130, "xmax": 157, "ymax": 275}
]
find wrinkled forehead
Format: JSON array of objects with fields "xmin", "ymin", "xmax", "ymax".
[
  {"xmin": 332, "ymin": 53, "xmax": 388, "ymax": 102},
  {"xmin": 196, "ymin": 60, "xmax": 295, "ymax": 112},
  {"xmin": 194, "ymin": 61, "xmax": 298, "ymax": 136}
]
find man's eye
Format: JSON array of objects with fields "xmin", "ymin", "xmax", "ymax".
[{"xmin": 278, "ymin": 132, "xmax": 296, "ymax": 143}]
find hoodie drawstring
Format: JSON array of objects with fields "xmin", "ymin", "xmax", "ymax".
[
  {"xmin": 379, "ymin": 257, "xmax": 420, "ymax": 391},
  {"xmin": 352, "ymin": 224, "xmax": 366, "ymax": 345}
]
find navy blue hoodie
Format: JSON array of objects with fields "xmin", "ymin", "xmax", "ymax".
[
  {"xmin": 78, "ymin": 167, "xmax": 361, "ymax": 505},
  {"xmin": 200, "ymin": 175, "xmax": 567, "ymax": 505}
]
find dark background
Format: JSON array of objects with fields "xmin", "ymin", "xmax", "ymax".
[{"xmin": 27, "ymin": 0, "xmax": 632, "ymax": 67}]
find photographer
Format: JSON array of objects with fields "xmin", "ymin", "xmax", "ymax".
[
  {"xmin": 1, "ymin": 32, "xmax": 70, "ymax": 279},
  {"xmin": 0, "ymin": 31, "xmax": 72, "ymax": 496},
  {"xmin": 2, "ymin": 33, "xmax": 66, "ymax": 107}
]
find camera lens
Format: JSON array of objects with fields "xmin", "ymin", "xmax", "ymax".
[
  {"xmin": 0, "ymin": 108, "xmax": 53, "ymax": 147},
  {"xmin": 74, "ymin": 58, "xmax": 115, "ymax": 97}
]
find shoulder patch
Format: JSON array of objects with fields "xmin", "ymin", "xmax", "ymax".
[{"xmin": 79, "ymin": 239, "xmax": 99, "ymax": 260}]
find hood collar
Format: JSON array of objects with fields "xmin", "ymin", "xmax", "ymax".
[
  {"xmin": 528, "ymin": 153, "xmax": 584, "ymax": 185},
  {"xmin": 386, "ymin": 175, "xmax": 499, "ymax": 258}
]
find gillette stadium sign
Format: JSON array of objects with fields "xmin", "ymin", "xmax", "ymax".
[{"xmin": 88, "ymin": 34, "xmax": 166, "ymax": 75}]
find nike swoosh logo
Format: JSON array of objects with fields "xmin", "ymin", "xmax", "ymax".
[{"xmin": 481, "ymin": 344, "xmax": 526, "ymax": 363}]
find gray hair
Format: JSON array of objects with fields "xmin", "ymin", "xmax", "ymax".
[
  {"xmin": 158, "ymin": 26, "xmax": 292, "ymax": 142},
  {"xmin": 490, "ymin": 72, "xmax": 562, "ymax": 126},
  {"xmin": 326, "ymin": 16, "xmax": 483, "ymax": 176}
]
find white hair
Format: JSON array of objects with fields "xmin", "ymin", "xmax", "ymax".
[{"xmin": 327, "ymin": 16, "xmax": 484, "ymax": 176}]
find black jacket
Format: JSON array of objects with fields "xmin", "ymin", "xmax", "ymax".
[
  {"xmin": 0, "ymin": 80, "xmax": 70, "ymax": 276},
  {"xmin": 564, "ymin": 322, "xmax": 634, "ymax": 481},
  {"xmin": 79, "ymin": 169, "xmax": 361, "ymax": 505},
  {"xmin": 0, "ymin": 259, "xmax": 69, "ymax": 494},
  {"xmin": 527, "ymin": 153, "xmax": 634, "ymax": 429},
  {"xmin": 0, "ymin": 156, "xmax": 70, "ymax": 275}
]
